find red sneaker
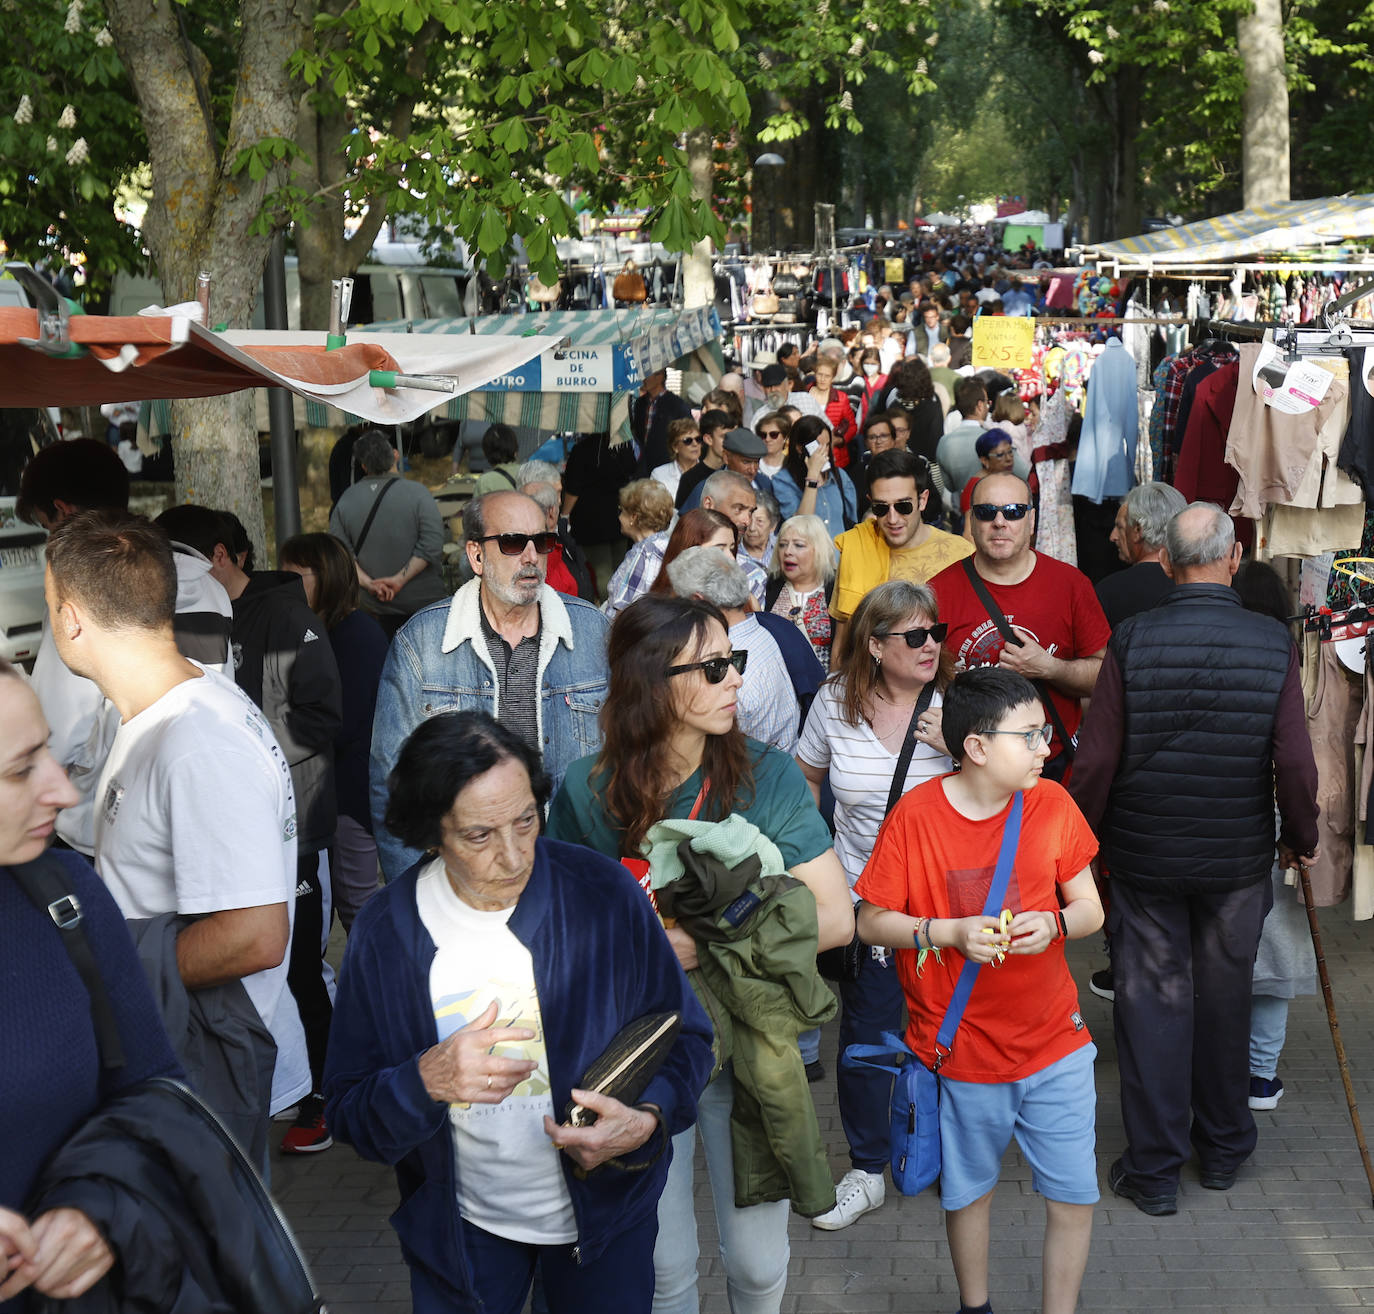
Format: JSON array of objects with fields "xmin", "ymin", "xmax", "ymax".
[{"xmin": 280, "ymin": 1098, "xmax": 333, "ymax": 1154}]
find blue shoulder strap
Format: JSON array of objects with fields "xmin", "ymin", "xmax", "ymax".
[{"xmin": 932, "ymin": 791, "xmax": 1023, "ymax": 1070}]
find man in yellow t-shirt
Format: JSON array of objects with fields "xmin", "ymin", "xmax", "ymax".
[{"xmin": 830, "ymin": 449, "xmax": 972, "ymax": 666}]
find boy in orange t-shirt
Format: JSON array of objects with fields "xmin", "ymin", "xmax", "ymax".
[{"xmin": 856, "ymin": 667, "xmax": 1104, "ymax": 1314}]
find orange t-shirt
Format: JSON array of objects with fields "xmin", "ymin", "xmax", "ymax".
[{"xmin": 855, "ymin": 776, "xmax": 1098, "ymax": 1083}]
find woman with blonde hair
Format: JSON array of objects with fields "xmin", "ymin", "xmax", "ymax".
[
  {"xmin": 649, "ymin": 421, "xmax": 703, "ymax": 503},
  {"xmin": 765, "ymin": 514, "xmax": 838, "ymax": 666},
  {"xmin": 618, "ymin": 478, "xmax": 676, "ymax": 544},
  {"xmin": 795, "ymin": 579, "xmax": 954, "ymax": 1231}
]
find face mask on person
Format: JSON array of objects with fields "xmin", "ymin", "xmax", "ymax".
[{"xmin": 863, "ymin": 363, "xmax": 879, "ymax": 376}]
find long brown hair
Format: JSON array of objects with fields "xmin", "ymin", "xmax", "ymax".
[
  {"xmin": 648, "ymin": 508, "xmax": 737, "ymax": 595},
  {"xmin": 831, "ymin": 579, "xmax": 954, "ymax": 727},
  {"xmin": 280, "ymin": 532, "xmax": 359, "ymax": 631},
  {"xmin": 594, "ymin": 594, "xmax": 754, "ymax": 855}
]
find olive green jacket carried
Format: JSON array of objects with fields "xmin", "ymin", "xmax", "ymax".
[{"xmin": 650, "ymin": 815, "xmax": 838, "ymax": 1218}]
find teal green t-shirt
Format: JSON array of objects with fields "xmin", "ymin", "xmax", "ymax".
[{"xmin": 546, "ymin": 739, "xmax": 833, "ymax": 870}]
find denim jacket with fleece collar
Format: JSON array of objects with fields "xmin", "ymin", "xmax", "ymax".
[
  {"xmin": 322, "ymin": 839, "xmax": 714, "ymax": 1314},
  {"xmin": 370, "ymin": 579, "xmax": 610, "ymax": 880}
]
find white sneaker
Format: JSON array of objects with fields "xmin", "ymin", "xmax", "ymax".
[{"xmin": 810, "ymin": 1168, "xmax": 886, "ymax": 1230}]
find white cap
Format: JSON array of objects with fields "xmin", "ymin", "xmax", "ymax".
[{"xmin": 751, "ymin": 350, "xmax": 778, "ymax": 369}]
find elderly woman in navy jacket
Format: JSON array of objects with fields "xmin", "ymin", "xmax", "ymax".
[{"xmin": 325, "ymin": 710, "xmax": 712, "ymax": 1314}]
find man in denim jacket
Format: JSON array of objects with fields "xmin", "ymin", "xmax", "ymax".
[{"xmin": 370, "ymin": 492, "xmax": 610, "ymax": 880}]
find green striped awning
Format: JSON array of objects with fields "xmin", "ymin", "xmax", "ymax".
[{"xmin": 1091, "ymin": 194, "xmax": 1374, "ymax": 264}]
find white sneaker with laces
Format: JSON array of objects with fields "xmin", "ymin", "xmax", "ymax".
[{"xmin": 810, "ymin": 1168, "xmax": 886, "ymax": 1230}]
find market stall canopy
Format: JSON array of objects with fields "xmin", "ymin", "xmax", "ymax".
[
  {"xmin": 0, "ymin": 307, "xmax": 562, "ymax": 424},
  {"xmin": 997, "ymin": 210, "xmax": 1052, "ymax": 225},
  {"xmin": 922, "ymin": 213, "xmax": 960, "ymax": 227},
  {"xmin": 1089, "ymin": 193, "xmax": 1374, "ymax": 265},
  {"xmin": 342, "ymin": 304, "xmax": 723, "ymax": 438}
]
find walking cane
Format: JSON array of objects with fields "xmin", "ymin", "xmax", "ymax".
[{"xmin": 1297, "ymin": 865, "xmax": 1374, "ymax": 1207}]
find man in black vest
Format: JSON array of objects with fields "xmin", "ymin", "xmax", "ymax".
[{"xmin": 1071, "ymin": 502, "xmax": 1319, "ymax": 1217}]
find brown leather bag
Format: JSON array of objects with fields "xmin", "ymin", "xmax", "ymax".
[
  {"xmin": 752, "ymin": 290, "xmax": 780, "ymax": 316},
  {"xmin": 612, "ymin": 259, "xmax": 648, "ymax": 303}
]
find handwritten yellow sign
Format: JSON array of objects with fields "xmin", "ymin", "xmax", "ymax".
[{"xmin": 971, "ymin": 316, "xmax": 1035, "ymax": 370}]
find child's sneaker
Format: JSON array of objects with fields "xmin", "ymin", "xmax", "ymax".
[{"xmin": 1248, "ymin": 1075, "xmax": 1285, "ymax": 1110}]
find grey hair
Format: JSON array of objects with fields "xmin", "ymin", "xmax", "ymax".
[
  {"xmin": 460, "ymin": 493, "xmax": 487, "ymax": 544},
  {"xmin": 1165, "ymin": 501, "xmax": 1234, "ymax": 568},
  {"xmin": 770, "ymin": 513, "xmax": 837, "ymax": 583},
  {"xmin": 521, "ymin": 481, "xmax": 560, "ymax": 516},
  {"xmin": 517, "ymin": 459, "xmax": 560, "ymax": 488},
  {"xmin": 1124, "ymin": 481, "xmax": 1187, "ymax": 549},
  {"xmin": 666, "ymin": 545, "xmax": 752, "ymax": 610},
  {"xmin": 700, "ymin": 468, "xmax": 755, "ymax": 505},
  {"xmin": 354, "ymin": 429, "xmax": 395, "ymax": 476},
  {"xmin": 754, "ymin": 487, "xmax": 781, "ymax": 530}
]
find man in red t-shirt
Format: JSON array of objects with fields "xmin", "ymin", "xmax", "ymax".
[
  {"xmin": 857, "ymin": 667, "xmax": 1103, "ymax": 1314},
  {"xmin": 930, "ymin": 472, "xmax": 1111, "ymax": 780}
]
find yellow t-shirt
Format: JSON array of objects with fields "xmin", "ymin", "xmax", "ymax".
[{"xmin": 831, "ymin": 521, "xmax": 972, "ymax": 620}]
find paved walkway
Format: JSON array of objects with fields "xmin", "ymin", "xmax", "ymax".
[{"xmin": 274, "ymin": 910, "xmax": 1374, "ymax": 1312}]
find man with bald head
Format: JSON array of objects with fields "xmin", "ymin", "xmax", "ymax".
[
  {"xmin": 1071, "ymin": 502, "xmax": 1318, "ymax": 1216},
  {"xmin": 369, "ymin": 490, "xmax": 611, "ymax": 879},
  {"xmin": 929, "ymin": 471, "xmax": 1111, "ymax": 782}
]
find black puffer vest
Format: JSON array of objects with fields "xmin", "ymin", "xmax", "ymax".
[{"xmin": 1103, "ymin": 583, "xmax": 1291, "ymax": 891}]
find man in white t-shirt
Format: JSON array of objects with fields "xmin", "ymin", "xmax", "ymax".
[{"xmin": 43, "ymin": 509, "xmax": 309, "ymax": 1159}]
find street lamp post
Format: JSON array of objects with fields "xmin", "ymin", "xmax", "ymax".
[{"xmin": 753, "ymin": 152, "xmax": 784, "ymax": 253}]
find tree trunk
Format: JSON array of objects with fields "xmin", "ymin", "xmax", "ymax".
[
  {"xmin": 1112, "ymin": 67, "xmax": 1142, "ymax": 240},
  {"xmin": 1238, "ymin": 0, "xmax": 1290, "ymax": 208},
  {"xmin": 104, "ymin": 0, "xmax": 311, "ymax": 552},
  {"xmin": 681, "ymin": 130, "xmax": 715, "ymax": 309}
]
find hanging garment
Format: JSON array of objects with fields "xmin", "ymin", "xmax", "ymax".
[
  {"xmin": 1227, "ymin": 345, "xmax": 1354, "ymax": 519},
  {"xmin": 1337, "ymin": 345, "xmax": 1374, "ymax": 503},
  {"xmin": 1301, "ymin": 631, "xmax": 1363, "ymax": 908},
  {"xmin": 1030, "ymin": 390, "xmax": 1077, "ymax": 567},
  {"xmin": 1174, "ymin": 362, "xmax": 1240, "ymax": 505},
  {"xmin": 1354, "ymin": 647, "xmax": 1374, "ymax": 921},
  {"xmin": 1072, "ymin": 337, "xmax": 1138, "ymax": 503},
  {"xmin": 1147, "ymin": 357, "xmax": 1174, "ymax": 481}
]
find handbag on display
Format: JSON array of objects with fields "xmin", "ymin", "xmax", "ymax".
[
  {"xmin": 752, "ymin": 290, "xmax": 780, "ymax": 316},
  {"xmin": 841, "ymin": 790, "xmax": 1024, "ymax": 1195},
  {"xmin": 613, "ymin": 259, "xmax": 648, "ymax": 304},
  {"xmin": 528, "ymin": 272, "xmax": 562, "ymax": 305}
]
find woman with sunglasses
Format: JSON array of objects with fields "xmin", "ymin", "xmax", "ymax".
[
  {"xmin": 547, "ymin": 594, "xmax": 853, "ymax": 1314},
  {"xmin": 795, "ymin": 580, "xmax": 954, "ymax": 1231},
  {"xmin": 649, "ymin": 418, "xmax": 704, "ymax": 503},
  {"xmin": 754, "ymin": 412, "xmax": 792, "ymax": 483},
  {"xmin": 771, "ymin": 416, "xmax": 858, "ymax": 539}
]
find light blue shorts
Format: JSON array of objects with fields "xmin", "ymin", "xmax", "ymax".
[{"xmin": 938, "ymin": 1043, "xmax": 1099, "ymax": 1213}]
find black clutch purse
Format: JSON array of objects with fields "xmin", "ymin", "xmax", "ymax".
[{"xmin": 563, "ymin": 1012, "xmax": 682, "ymax": 1127}]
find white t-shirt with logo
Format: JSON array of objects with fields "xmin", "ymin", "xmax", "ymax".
[
  {"xmin": 93, "ymin": 666, "xmax": 310, "ymax": 1114},
  {"xmin": 415, "ymin": 858, "xmax": 577, "ymax": 1245}
]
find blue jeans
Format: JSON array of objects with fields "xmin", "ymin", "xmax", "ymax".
[
  {"xmin": 1249, "ymin": 994, "xmax": 1289, "ymax": 1079},
  {"xmin": 836, "ymin": 948, "xmax": 905, "ymax": 1174},
  {"xmin": 653, "ymin": 1066, "xmax": 790, "ymax": 1314},
  {"xmin": 456, "ymin": 1211, "xmax": 658, "ymax": 1314},
  {"xmin": 798, "ymin": 1028, "xmax": 820, "ymax": 1066}
]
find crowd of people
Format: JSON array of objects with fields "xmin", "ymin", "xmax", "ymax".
[{"xmin": 0, "ymin": 246, "xmax": 1325, "ymax": 1314}]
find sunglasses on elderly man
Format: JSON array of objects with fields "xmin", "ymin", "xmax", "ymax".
[
  {"xmin": 666, "ymin": 651, "xmax": 748, "ymax": 684},
  {"xmin": 479, "ymin": 532, "xmax": 560, "ymax": 555},
  {"xmin": 969, "ymin": 502, "xmax": 1031, "ymax": 522}
]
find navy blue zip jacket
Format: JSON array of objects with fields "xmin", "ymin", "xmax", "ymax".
[{"xmin": 323, "ymin": 837, "xmax": 713, "ymax": 1312}]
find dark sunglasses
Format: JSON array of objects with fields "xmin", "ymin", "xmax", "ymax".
[
  {"xmin": 970, "ymin": 502, "xmax": 1031, "ymax": 522},
  {"xmin": 479, "ymin": 532, "xmax": 559, "ymax": 556},
  {"xmin": 666, "ymin": 650, "xmax": 748, "ymax": 683},
  {"xmin": 679, "ymin": 434, "xmax": 703, "ymax": 444},
  {"xmin": 881, "ymin": 622, "xmax": 948, "ymax": 648},
  {"xmin": 759, "ymin": 429, "xmax": 783, "ymax": 438},
  {"xmin": 870, "ymin": 498, "xmax": 916, "ymax": 517}
]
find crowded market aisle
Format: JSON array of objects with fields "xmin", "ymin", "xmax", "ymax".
[{"xmin": 273, "ymin": 923, "xmax": 1374, "ymax": 1313}]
